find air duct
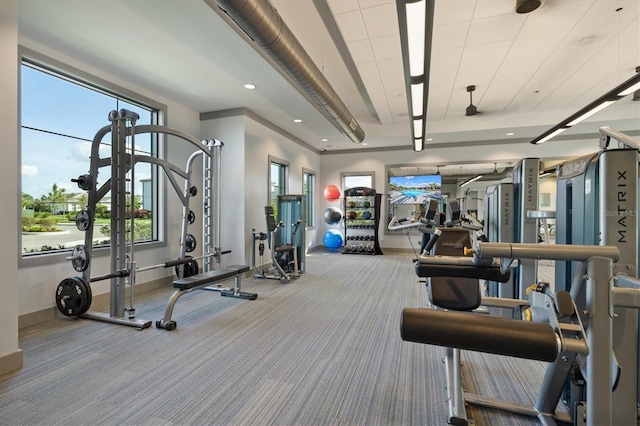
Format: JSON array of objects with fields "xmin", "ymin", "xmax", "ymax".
[{"xmin": 210, "ymin": 0, "xmax": 365, "ymax": 144}]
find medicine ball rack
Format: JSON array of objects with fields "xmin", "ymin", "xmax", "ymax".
[
  {"xmin": 342, "ymin": 187, "xmax": 383, "ymax": 255},
  {"xmin": 56, "ymin": 108, "xmax": 239, "ymax": 328}
]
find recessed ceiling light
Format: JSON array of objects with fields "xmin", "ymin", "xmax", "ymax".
[
  {"xmin": 506, "ymin": 132, "xmax": 514, "ymax": 136},
  {"xmin": 321, "ymin": 138, "xmax": 328, "ymax": 142},
  {"xmin": 244, "ymin": 83, "xmax": 256, "ymax": 90},
  {"xmin": 426, "ymin": 138, "xmax": 433, "ymax": 141},
  {"xmin": 362, "ymin": 143, "xmax": 368, "ymax": 146},
  {"xmin": 294, "ymin": 119, "xmax": 302, "ymax": 123}
]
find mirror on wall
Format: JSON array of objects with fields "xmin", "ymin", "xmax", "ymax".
[{"xmin": 383, "ymin": 159, "xmax": 571, "ymax": 236}]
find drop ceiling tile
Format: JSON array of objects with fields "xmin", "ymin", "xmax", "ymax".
[
  {"xmin": 576, "ymin": 0, "xmax": 640, "ymax": 28},
  {"xmin": 334, "ymin": 9, "xmax": 368, "ymax": 42},
  {"xmin": 430, "ymin": 47, "xmax": 463, "ymax": 70},
  {"xmin": 376, "ymin": 57, "xmax": 403, "ymax": 77},
  {"xmin": 361, "ymin": 3, "xmax": 398, "ymax": 38},
  {"xmin": 459, "ymin": 40, "xmax": 510, "ymax": 66},
  {"xmin": 518, "ymin": 1, "xmax": 592, "ymax": 38},
  {"xmin": 327, "ymin": 0, "xmax": 359, "ymax": 15},
  {"xmin": 381, "ymin": 73, "xmax": 406, "ymax": 95},
  {"xmin": 430, "ymin": 66, "xmax": 458, "ymax": 86},
  {"xmin": 347, "ymin": 39, "xmax": 375, "ymax": 63},
  {"xmin": 433, "ymin": 0, "xmax": 475, "ymax": 26},
  {"xmin": 432, "ymin": 21, "xmax": 470, "ymax": 51},
  {"xmin": 358, "ymin": 0, "xmax": 394, "ymax": 9},
  {"xmin": 467, "ymin": 14, "xmax": 526, "ymax": 46},
  {"xmin": 472, "ymin": 0, "xmax": 514, "ymax": 20},
  {"xmin": 370, "ymin": 33, "xmax": 401, "ymax": 61}
]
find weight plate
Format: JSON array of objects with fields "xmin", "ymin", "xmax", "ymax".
[
  {"xmin": 174, "ymin": 258, "xmax": 199, "ymax": 278},
  {"xmin": 184, "ymin": 234, "xmax": 196, "ymax": 253},
  {"xmin": 79, "ymin": 277, "xmax": 92, "ymax": 315},
  {"xmin": 187, "ymin": 210, "xmax": 196, "ymax": 225},
  {"xmin": 55, "ymin": 277, "xmax": 91, "ymax": 317},
  {"xmin": 75, "ymin": 210, "xmax": 91, "ymax": 231},
  {"xmin": 71, "ymin": 244, "xmax": 89, "ymax": 272},
  {"xmin": 189, "ymin": 185, "xmax": 197, "ymax": 197}
]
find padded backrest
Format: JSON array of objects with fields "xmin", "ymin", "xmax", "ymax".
[
  {"xmin": 265, "ymin": 206, "xmax": 277, "ymax": 248},
  {"xmin": 428, "ymin": 228, "xmax": 481, "ymax": 311},
  {"xmin": 265, "ymin": 206, "xmax": 277, "ymax": 232}
]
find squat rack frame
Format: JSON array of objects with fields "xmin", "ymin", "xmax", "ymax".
[{"xmin": 70, "ymin": 108, "xmax": 224, "ymax": 328}]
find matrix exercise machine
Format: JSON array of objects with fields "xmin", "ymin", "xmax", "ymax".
[
  {"xmin": 252, "ymin": 206, "xmax": 301, "ymax": 283},
  {"xmin": 554, "ymin": 126, "xmax": 639, "ymax": 418},
  {"xmin": 403, "ymin": 241, "xmax": 637, "ymax": 426}
]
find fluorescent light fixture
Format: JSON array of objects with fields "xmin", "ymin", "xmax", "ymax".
[
  {"xmin": 413, "ymin": 119, "xmax": 423, "ymax": 139},
  {"xmin": 411, "ymin": 83, "xmax": 424, "ymax": 116},
  {"xmin": 294, "ymin": 119, "xmax": 302, "ymax": 123},
  {"xmin": 426, "ymin": 138, "xmax": 433, "ymax": 141},
  {"xmin": 531, "ymin": 70, "xmax": 640, "ymax": 145},
  {"xmin": 398, "ymin": 0, "xmax": 435, "ymax": 152},
  {"xmin": 566, "ymin": 100, "xmax": 616, "ymax": 126},
  {"xmin": 406, "ymin": 1, "xmax": 426, "ymax": 77},
  {"xmin": 618, "ymin": 81, "xmax": 640, "ymax": 96},
  {"xmin": 533, "ymin": 128, "xmax": 567, "ymax": 145},
  {"xmin": 460, "ymin": 175, "xmax": 483, "ymax": 187},
  {"xmin": 244, "ymin": 83, "xmax": 256, "ymax": 89}
]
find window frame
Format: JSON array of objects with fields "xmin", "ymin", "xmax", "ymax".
[
  {"xmin": 302, "ymin": 168, "xmax": 316, "ymax": 228},
  {"xmin": 268, "ymin": 155, "xmax": 289, "ymax": 211},
  {"xmin": 18, "ymin": 47, "xmax": 168, "ymax": 268},
  {"xmin": 341, "ymin": 171, "xmax": 375, "ymax": 192}
]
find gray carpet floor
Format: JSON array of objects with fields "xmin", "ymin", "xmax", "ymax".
[{"xmin": 1, "ymin": 251, "xmax": 559, "ymax": 425}]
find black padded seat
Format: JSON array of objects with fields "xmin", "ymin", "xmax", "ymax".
[
  {"xmin": 225, "ymin": 265, "xmax": 251, "ymax": 274},
  {"xmin": 173, "ymin": 269, "xmax": 239, "ymax": 290},
  {"xmin": 427, "ymin": 228, "xmax": 481, "ymax": 311}
]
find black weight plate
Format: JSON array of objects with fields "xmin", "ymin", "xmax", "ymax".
[
  {"xmin": 185, "ymin": 260, "xmax": 199, "ymax": 277},
  {"xmin": 55, "ymin": 277, "xmax": 91, "ymax": 317},
  {"xmin": 75, "ymin": 210, "xmax": 90, "ymax": 231},
  {"xmin": 71, "ymin": 244, "xmax": 89, "ymax": 272},
  {"xmin": 175, "ymin": 259, "xmax": 199, "ymax": 278},
  {"xmin": 187, "ymin": 210, "xmax": 196, "ymax": 225},
  {"xmin": 81, "ymin": 277, "xmax": 92, "ymax": 314},
  {"xmin": 184, "ymin": 234, "xmax": 196, "ymax": 253}
]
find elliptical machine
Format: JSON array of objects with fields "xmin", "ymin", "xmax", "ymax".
[{"xmin": 251, "ymin": 206, "xmax": 301, "ymax": 283}]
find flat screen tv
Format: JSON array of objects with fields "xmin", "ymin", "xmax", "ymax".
[{"xmin": 389, "ymin": 175, "xmax": 442, "ymax": 204}]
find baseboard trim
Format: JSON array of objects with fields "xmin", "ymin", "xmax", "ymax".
[
  {"xmin": 19, "ymin": 276, "xmax": 173, "ymax": 330},
  {"xmin": 0, "ymin": 349, "xmax": 23, "ymax": 376}
]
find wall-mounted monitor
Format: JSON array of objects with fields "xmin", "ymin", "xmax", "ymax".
[{"xmin": 389, "ymin": 175, "xmax": 442, "ymax": 204}]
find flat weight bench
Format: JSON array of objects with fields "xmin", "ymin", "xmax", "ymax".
[{"xmin": 156, "ymin": 265, "xmax": 256, "ymax": 331}]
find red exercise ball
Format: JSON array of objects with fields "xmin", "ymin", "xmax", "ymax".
[{"xmin": 323, "ymin": 184, "xmax": 341, "ymax": 202}]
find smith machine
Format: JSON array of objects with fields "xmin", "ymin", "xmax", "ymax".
[{"xmin": 55, "ymin": 109, "xmax": 255, "ymax": 329}]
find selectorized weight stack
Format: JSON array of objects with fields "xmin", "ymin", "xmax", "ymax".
[
  {"xmin": 483, "ymin": 158, "xmax": 549, "ymax": 316},
  {"xmin": 554, "ymin": 127, "xmax": 639, "ymax": 423},
  {"xmin": 55, "ymin": 108, "xmax": 254, "ymax": 329}
]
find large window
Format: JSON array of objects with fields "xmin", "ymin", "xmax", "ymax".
[
  {"xmin": 20, "ymin": 57, "xmax": 161, "ymax": 259},
  {"xmin": 303, "ymin": 169, "xmax": 315, "ymax": 227},
  {"xmin": 269, "ymin": 157, "xmax": 289, "ymax": 213}
]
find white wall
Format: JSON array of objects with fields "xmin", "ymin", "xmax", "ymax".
[
  {"xmin": 0, "ymin": 0, "xmax": 21, "ymax": 371},
  {"xmin": 319, "ymin": 140, "xmax": 598, "ymax": 250}
]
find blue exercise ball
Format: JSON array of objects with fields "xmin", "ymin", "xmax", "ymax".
[{"xmin": 323, "ymin": 229, "xmax": 344, "ymax": 249}]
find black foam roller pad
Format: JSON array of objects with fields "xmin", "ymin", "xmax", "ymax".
[
  {"xmin": 415, "ymin": 263, "xmax": 511, "ymax": 283},
  {"xmin": 401, "ymin": 308, "xmax": 558, "ymax": 362}
]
